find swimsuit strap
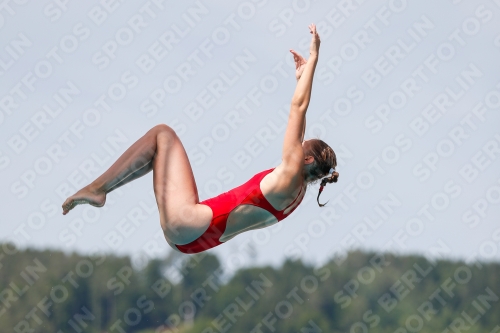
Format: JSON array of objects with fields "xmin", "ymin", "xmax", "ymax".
[
  {"xmin": 241, "ymin": 168, "xmax": 304, "ymax": 221},
  {"xmin": 273, "ymin": 183, "xmax": 305, "ymax": 220},
  {"xmin": 282, "ymin": 183, "xmax": 304, "ymax": 211}
]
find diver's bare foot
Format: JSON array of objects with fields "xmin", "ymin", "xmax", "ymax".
[{"xmin": 62, "ymin": 185, "xmax": 106, "ymax": 215}]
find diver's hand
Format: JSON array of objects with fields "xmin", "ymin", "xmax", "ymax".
[
  {"xmin": 309, "ymin": 23, "xmax": 320, "ymax": 57},
  {"xmin": 290, "ymin": 49, "xmax": 307, "ymax": 81}
]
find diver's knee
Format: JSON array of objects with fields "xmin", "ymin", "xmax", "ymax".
[{"xmin": 155, "ymin": 124, "xmax": 178, "ymax": 140}]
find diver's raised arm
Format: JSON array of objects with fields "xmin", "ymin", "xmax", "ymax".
[
  {"xmin": 290, "ymin": 23, "xmax": 321, "ymax": 112},
  {"xmin": 281, "ymin": 24, "xmax": 321, "ymax": 171}
]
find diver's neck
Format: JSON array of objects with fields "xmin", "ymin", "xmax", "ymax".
[{"xmin": 302, "ymin": 165, "xmax": 315, "ymax": 184}]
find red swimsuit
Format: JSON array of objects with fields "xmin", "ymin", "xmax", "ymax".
[{"xmin": 175, "ymin": 168, "xmax": 305, "ymax": 254}]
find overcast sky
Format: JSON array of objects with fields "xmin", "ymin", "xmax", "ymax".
[{"xmin": 1, "ymin": 0, "xmax": 499, "ymax": 275}]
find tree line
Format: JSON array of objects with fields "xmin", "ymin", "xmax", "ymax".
[{"xmin": 0, "ymin": 243, "xmax": 499, "ymax": 333}]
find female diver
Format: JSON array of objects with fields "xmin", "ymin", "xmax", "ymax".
[{"xmin": 62, "ymin": 24, "xmax": 339, "ymax": 254}]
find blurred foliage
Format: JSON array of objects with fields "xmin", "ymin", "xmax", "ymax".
[{"xmin": 0, "ymin": 243, "xmax": 499, "ymax": 333}]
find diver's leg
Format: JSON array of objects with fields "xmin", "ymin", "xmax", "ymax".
[
  {"xmin": 151, "ymin": 125, "xmax": 212, "ymax": 245},
  {"xmin": 106, "ymin": 160, "xmax": 153, "ymax": 192},
  {"xmin": 62, "ymin": 124, "xmax": 212, "ymax": 244},
  {"xmin": 62, "ymin": 125, "xmax": 162, "ymax": 214}
]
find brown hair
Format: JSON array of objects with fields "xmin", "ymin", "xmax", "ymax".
[{"xmin": 303, "ymin": 139, "xmax": 339, "ymax": 207}]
